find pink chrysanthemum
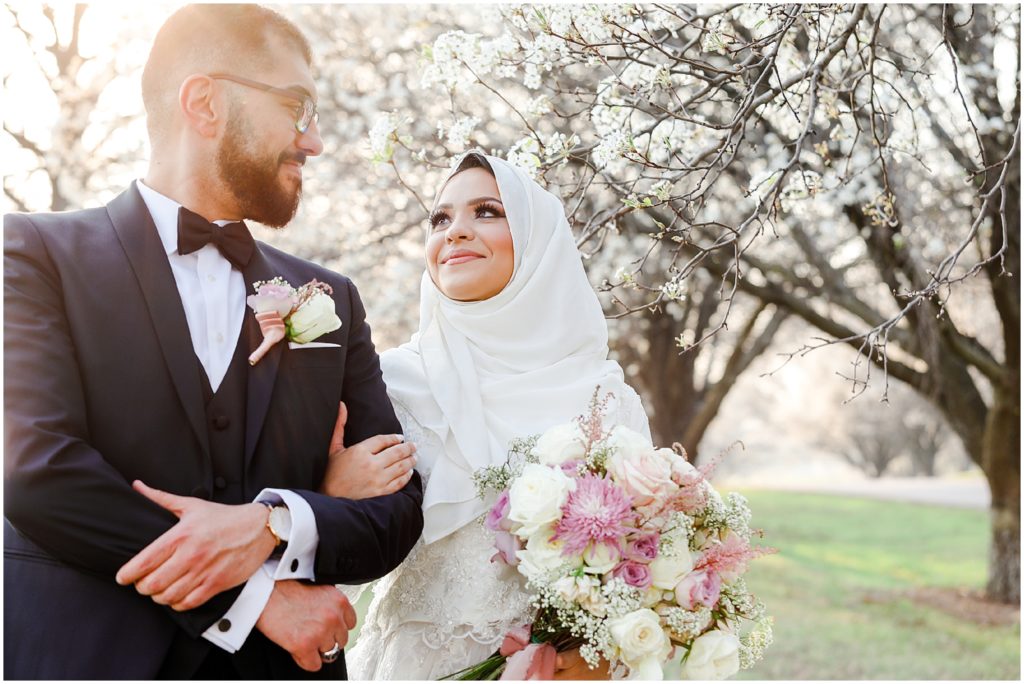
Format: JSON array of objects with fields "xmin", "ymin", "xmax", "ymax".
[{"xmin": 553, "ymin": 475, "xmax": 636, "ymax": 556}]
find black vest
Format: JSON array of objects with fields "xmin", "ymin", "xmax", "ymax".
[
  {"xmin": 197, "ymin": 327, "xmax": 249, "ymax": 505},
  {"xmin": 159, "ymin": 330, "xmax": 252, "ymax": 680}
]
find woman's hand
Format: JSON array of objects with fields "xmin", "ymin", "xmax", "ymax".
[
  {"xmin": 318, "ymin": 402, "xmax": 417, "ymax": 499},
  {"xmin": 554, "ymin": 648, "xmax": 610, "ymax": 680}
]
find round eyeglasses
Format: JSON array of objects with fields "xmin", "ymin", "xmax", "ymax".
[{"xmin": 209, "ymin": 72, "xmax": 319, "ymax": 134}]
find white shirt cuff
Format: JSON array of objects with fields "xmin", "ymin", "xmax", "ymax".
[
  {"xmin": 256, "ymin": 488, "xmax": 318, "ymax": 580},
  {"xmin": 200, "ymin": 489, "xmax": 320, "ymax": 652},
  {"xmin": 201, "ymin": 564, "xmax": 275, "ymax": 652}
]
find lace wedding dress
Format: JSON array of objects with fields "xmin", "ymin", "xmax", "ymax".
[{"xmin": 346, "ymin": 392, "xmax": 651, "ymax": 680}]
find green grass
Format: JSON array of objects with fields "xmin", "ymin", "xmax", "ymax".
[
  {"xmin": 349, "ymin": 492, "xmax": 1020, "ymax": 679},
  {"xmin": 735, "ymin": 491, "xmax": 1020, "ymax": 680}
]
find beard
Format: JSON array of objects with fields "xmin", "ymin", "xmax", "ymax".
[{"xmin": 215, "ymin": 112, "xmax": 303, "ymax": 228}]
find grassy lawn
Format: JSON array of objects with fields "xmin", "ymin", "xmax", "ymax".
[
  {"xmin": 349, "ymin": 491, "xmax": 1020, "ymax": 679},
  {"xmin": 736, "ymin": 491, "xmax": 1020, "ymax": 680}
]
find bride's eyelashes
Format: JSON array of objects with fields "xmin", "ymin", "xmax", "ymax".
[
  {"xmin": 428, "ymin": 203, "xmax": 506, "ymax": 232},
  {"xmin": 474, "ymin": 202, "xmax": 505, "ymax": 220},
  {"xmin": 428, "ymin": 209, "xmax": 449, "ymax": 231}
]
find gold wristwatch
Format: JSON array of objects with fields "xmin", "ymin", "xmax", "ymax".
[{"xmin": 262, "ymin": 503, "xmax": 291, "ymax": 549}]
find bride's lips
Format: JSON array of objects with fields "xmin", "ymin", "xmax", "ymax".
[{"xmin": 441, "ymin": 249, "xmax": 485, "ymax": 265}]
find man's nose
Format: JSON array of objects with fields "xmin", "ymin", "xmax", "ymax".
[{"xmin": 297, "ymin": 119, "xmax": 324, "ymax": 157}]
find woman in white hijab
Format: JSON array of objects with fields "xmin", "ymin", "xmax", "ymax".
[{"xmin": 326, "ymin": 151, "xmax": 651, "ymax": 680}]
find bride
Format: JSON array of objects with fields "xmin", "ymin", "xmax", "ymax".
[{"xmin": 322, "ymin": 151, "xmax": 652, "ymax": 679}]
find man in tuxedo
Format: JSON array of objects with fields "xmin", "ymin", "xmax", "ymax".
[{"xmin": 4, "ymin": 4, "xmax": 422, "ymax": 679}]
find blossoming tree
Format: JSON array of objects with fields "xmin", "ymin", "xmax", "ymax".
[{"xmin": 373, "ymin": 4, "xmax": 1020, "ymax": 603}]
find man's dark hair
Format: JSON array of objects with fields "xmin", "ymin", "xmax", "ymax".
[{"xmin": 142, "ymin": 4, "xmax": 312, "ymax": 143}]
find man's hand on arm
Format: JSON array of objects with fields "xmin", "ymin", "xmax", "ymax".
[
  {"xmin": 255, "ymin": 580, "xmax": 357, "ymax": 672},
  {"xmin": 115, "ymin": 480, "xmax": 277, "ymax": 611}
]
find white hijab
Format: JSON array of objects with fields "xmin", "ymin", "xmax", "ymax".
[{"xmin": 382, "ymin": 152, "xmax": 642, "ymax": 544}]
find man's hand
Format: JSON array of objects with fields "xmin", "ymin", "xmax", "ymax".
[
  {"xmin": 256, "ymin": 580, "xmax": 357, "ymax": 672},
  {"xmin": 115, "ymin": 480, "xmax": 276, "ymax": 610},
  {"xmin": 318, "ymin": 402, "xmax": 417, "ymax": 499}
]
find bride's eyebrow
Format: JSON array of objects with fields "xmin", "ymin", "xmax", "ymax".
[{"xmin": 435, "ymin": 196, "xmax": 504, "ymax": 210}]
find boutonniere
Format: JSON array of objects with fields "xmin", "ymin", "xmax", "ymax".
[{"xmin": 246, "ymin": 277, "xmax": 342, "ymax": 365}]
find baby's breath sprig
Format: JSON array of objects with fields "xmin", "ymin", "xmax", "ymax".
[
  {"xmin": 658, "ymin": 511, "xmax": 695, "ymax": 557},
  {"xmin": 471, "ymin": 434, "xmax": 539, "ymax": 496},
  {"xmin": 665, "ymin": 606, "xmax": 713, "ymax": 642},
  {"xmin": 739, "ymin": 616, "xmax": 774, "ymax": 669},
  {"xmin": 723, "ymin": 492, "xmax": 753, "ymax": 540}
]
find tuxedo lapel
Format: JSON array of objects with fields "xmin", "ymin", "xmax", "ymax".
[
  {"xmin": 106, "ymin": 183, "xmax": 211, "ymax": 460},
  {"xmin": 241, "ymin": 246, "xmax": 284, "ymax": 467}
]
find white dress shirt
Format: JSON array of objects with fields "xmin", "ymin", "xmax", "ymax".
[{"xmin": 136, "ymin": 180, "xmax": 319, "ymax": 652}]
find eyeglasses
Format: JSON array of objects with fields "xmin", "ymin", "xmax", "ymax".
[{"xmin": 209, "ymin": 72, "xmax": 319, "ymax": 134}]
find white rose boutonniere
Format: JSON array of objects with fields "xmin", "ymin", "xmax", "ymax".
[{"xmin": 246, "ymin": 277, "xmax": 342, "ymax": 364}]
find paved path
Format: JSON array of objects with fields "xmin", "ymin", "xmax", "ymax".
[{"xmin": 716, "ymin": 475, "xmax": 991, "ymax": 509}]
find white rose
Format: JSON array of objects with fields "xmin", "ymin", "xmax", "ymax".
[
  {"xmin": 582, "ymin": 542, "xmax": 620, "ymax": 574},
  {"xmin": 507, "ymin": 463, "xmax": 575, "ymax": 536},
  {"xmin": 682, "ymin": 630, "xmax": 740, "ymax": 680},
  {"xmin": 642, "ymin": 586, "xmax": 666, "ymax": 608},
  {"xmin": 607, "ymin": 609, "xmax": 671, "ymax": 680},
  {"xmin": 289, "ymin": 292, "xmax": 342, "ymax": 344},
  {"xmin": 534, "ymin": 423, "xmax": 587, "ymax": 466},
  {"xmin": 605, "ymin": 425, "xmax": 652, "ymax": 461},
  {"xmin": 649, "ymin": 548, "xmax": 694, "ymax": 590},
  {"xmin": 579, "ymin": 583, "xmax": 608, "ymax": 617},
  {"xmin": 658, "ymin": 447, "xmax": 697, "ymax": 483},
  {"xmin": 553, "ymin": 574, "xmax": 601, "ymax": 605},
  {"xmin": 515, "ymin": 526, "xmax": 567, "ymax": 579}
]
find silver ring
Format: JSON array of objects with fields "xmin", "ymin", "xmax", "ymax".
[{"xmin": 320, "ymin": 642, "xmax": 342, "ymax": 664}]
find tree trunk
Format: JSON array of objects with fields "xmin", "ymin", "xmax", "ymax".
[{"xmin": 983, "ymin": 385, "xmax": 1021, "ymax": 603}]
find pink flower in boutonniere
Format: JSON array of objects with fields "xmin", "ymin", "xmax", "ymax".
[{"xmin": 246, "ymin": 277, "xmax": 342, "ymax": 365}]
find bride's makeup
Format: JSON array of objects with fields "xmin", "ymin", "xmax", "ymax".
[{"xmin": 426, "ymin": 167, "xmax": 514, "ymax": 302}]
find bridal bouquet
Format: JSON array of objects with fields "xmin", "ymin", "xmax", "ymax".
[{"xmin": 444, "ymin": 393, "xmax": 773, "ymax": 680}]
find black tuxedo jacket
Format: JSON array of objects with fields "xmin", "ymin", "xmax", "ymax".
[{"xmin": 3, "ymin": 183, "xmax": 423, "ymax": 679}]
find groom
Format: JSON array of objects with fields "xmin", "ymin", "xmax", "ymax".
[{"xmin": 4, "ymin": 4, "xmax": 422, "ymax": 679}]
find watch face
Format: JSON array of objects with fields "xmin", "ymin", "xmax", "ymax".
[{"xmin": 270, "ymin": 507, "xmax": 292, "ymax": 542}]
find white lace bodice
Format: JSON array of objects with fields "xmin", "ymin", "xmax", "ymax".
[{"xmin": 346, "ymin": 389, "xmax": 651, "ymax": 680}]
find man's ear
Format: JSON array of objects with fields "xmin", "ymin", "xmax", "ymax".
[{"xmin": 178, "ymin": 74, "xmax": 222, "ymax": 138}]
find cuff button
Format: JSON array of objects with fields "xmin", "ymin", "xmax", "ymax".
[
  {"xmin": 290, "ymin": 559, "xmax": 299, "ymax": 572},
  {"xmin": 217, "ymin": 619, "xmax": 231, "ymax": 632}
]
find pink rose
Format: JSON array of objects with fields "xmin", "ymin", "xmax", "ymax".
[
  {"xmin": 611, "ymin": 560, "xmax": 653, "ymax": 589},
  {"xmin": 674, "ymin": 569, "xmax": 722, "ymax": 610},
  {"xmin": 247, "ymin": 282, "xmax": 297, "ymax": 316},
  {"xmin": 625, "ymin": 533, "xmax": 660, "ymax": 562},
  {"xmin": 486, "ymin": 490, "xmax": 512, "ymax": 532},
  {"xmin": 606, "ymin": 444, "xmax": 676, "ymax": 508},
  {"xmin": 491, "ymin": 530, "xmax": 522, "ymax": 567}
]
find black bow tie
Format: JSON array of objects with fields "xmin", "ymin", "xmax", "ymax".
[{"xmin": 176, "ymin": 206, "xmax": 255, "ymax": 269}]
